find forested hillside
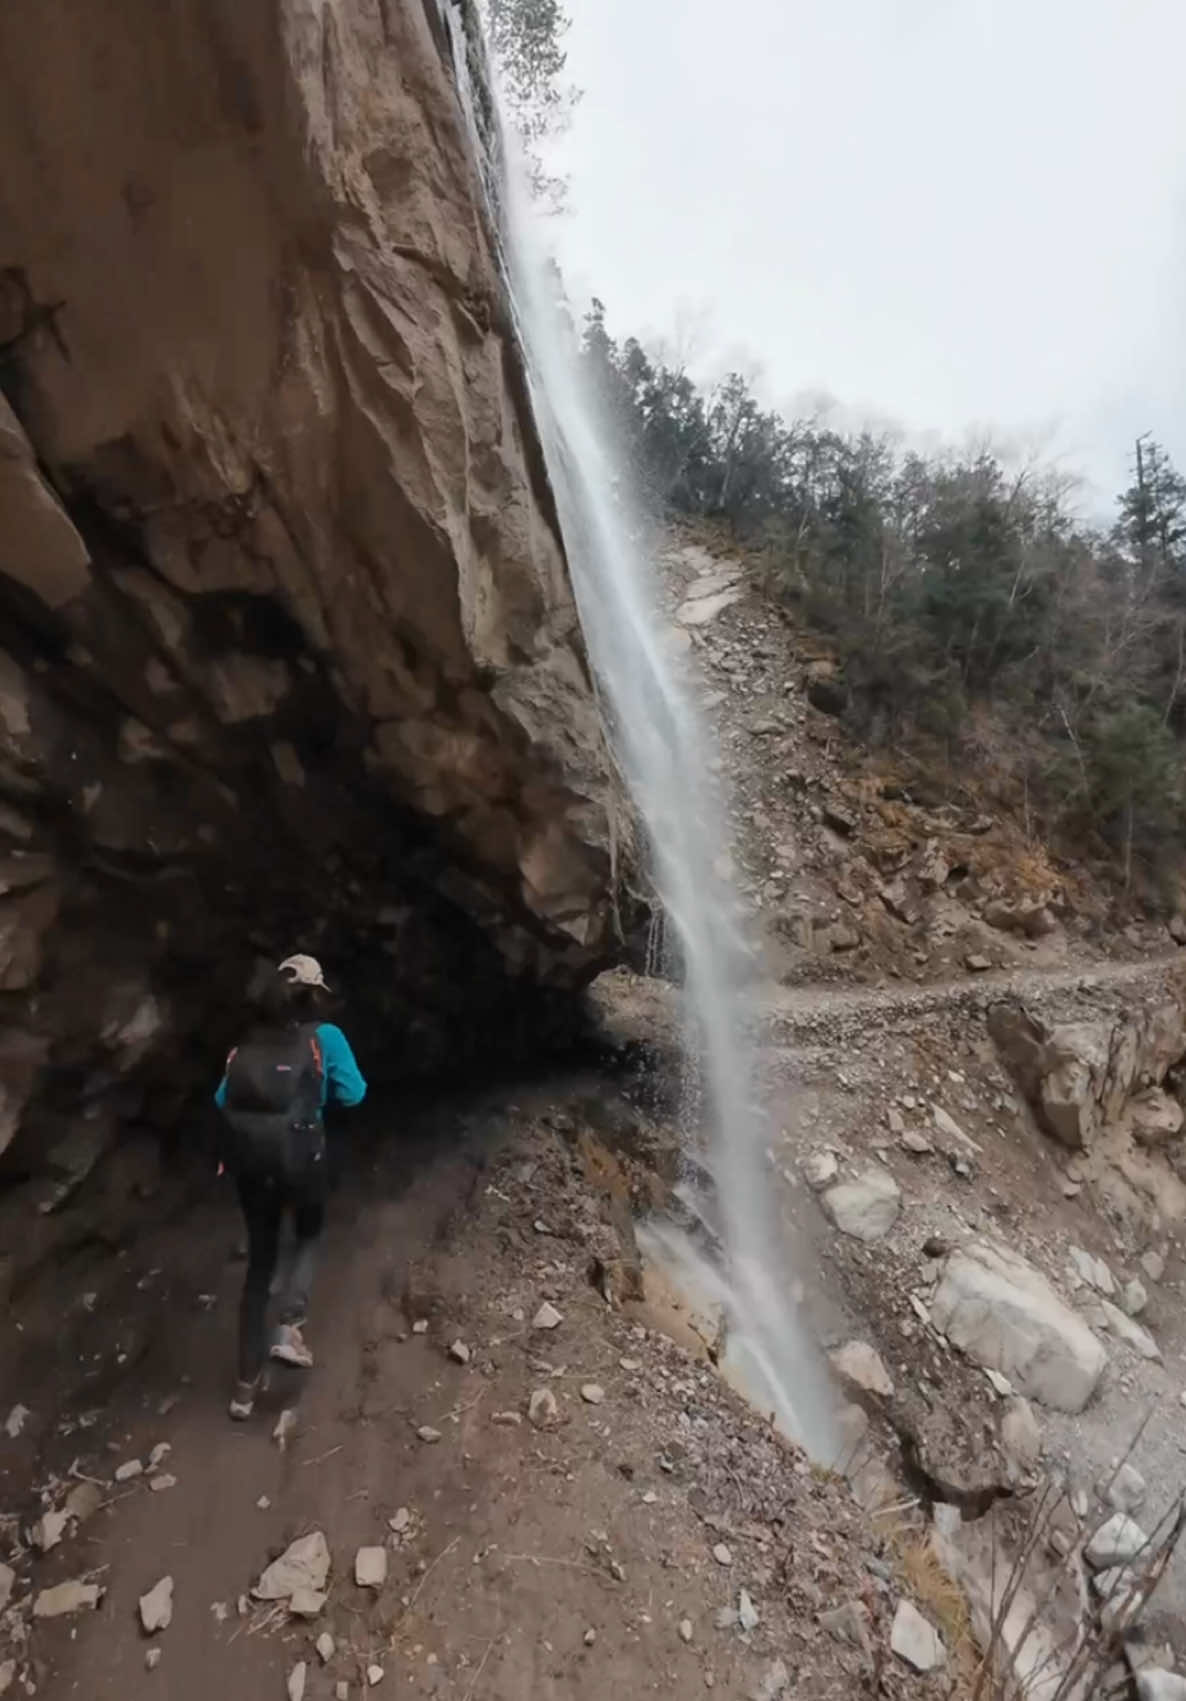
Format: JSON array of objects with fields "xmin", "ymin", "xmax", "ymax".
[{"xmin": 581, "ymin": 303, "xmax": 1186, "ymax": 902}]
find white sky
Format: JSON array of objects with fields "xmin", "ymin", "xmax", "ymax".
[{"xmin": 544, "ymin": 0, "xmax": 1186, "ymax": 513}]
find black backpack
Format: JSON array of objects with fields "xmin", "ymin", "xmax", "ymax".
[{"xmin": 220, "ymin": 1024, "xmax": 326, "ymax": 1186}]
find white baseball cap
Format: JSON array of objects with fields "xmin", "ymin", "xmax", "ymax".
[{"xmin": 277, "ymin": 953, "xmax": 331, "ymax": 992}]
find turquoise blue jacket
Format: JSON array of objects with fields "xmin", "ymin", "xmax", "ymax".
[{"xmin": 214, "ymin": 1023, "xmax": 367, "ymax": 1111}]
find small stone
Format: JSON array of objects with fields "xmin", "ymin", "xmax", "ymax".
[
  {"xmin": 412, "ymin": 1320, "xmax": 428, "ymax": 1335},
  {"xmin": 4, "ymin": 1405, "xmax": 30, "ymax": 1439},
  {"xmin": 584, "ymin": 1629, "xmax": 597, "ymax": 1647},
  {"xmin": 417, "ymin": 1426, "xmax": 442, "ymax": 1445},
  {"xmin": 34, "ymin": 1579, "xmax": 102, "ymax": 1618},
  {"xmin": 336, "ymin": 1687, "xmax": 350, "ymax": 1701},
  {"xmin": 821, "ymin": 1168, "xmax": 901, "ymax": 1242},
  {"xmin": 317, "ymin": 1633, "xmax": 336, "ymax": 1664},
  {"xmin": 0, "ymin": 1564, "xmax": 13, "ymax": 1613},
  {"xmin": 619, "ymin": 1357, "xmax": 642, "ymax": 1372},
  {"xmin": 148, "ymin": 1443, "xmax": 171, "ymax": 1469},
  {"xmin": 829, "ymin": 1340, "xmax": 893, "ymax": 1398},
  {"xmin": 1106, "ymin": 1464, "xmax": 1147, "ymax": 1516},
  {"xmin": 149, "ymin": 1473, "xmax": 177, "ymax": 1492},
  {"xmin": 115, "ymin": 1458, "xmax": 144, "ymax": 1482},
  {"xmin": 1140, "ymin": 1249, "xmax": 1166, "ymax": 1283},
  {"xmin": 966, "ymin": 954, "xmax": 992, "ymax": 972},
  {"xmin": 390, "ymin": 1507, "xmax": 411, "ymax": 1533},
  {"xmin": 1086, "ymin": 1513, "xmax": 1148, "ymax": 1570},
  {"xmin": 491, "ymin": 1410, "xmax": 522, "ymax": 1427},
  {"xmin": 145, "ymin": 1649, "xmax": 162, "ymax": 1672},
  {"xmin": 529, "ymin": 1388, "xmax": 560, "ymax": 1430},
  {"xmin": 254, "ymin": 1530, "xmax": 331, "ymax": 1600},
  {"xmin": 891, "ymin": 1599, "xmax": 945, "ymax": 1671},
  {"xmin": 712, "ymin": 1543, "xmax": 733, "ymax": 1567},
  {"xmin": 580, "ymin": 1383, "xmax": 605, "ymax": 1406},
  {"xmin": 366, "ymin": 1665, "xmax": 385, "ymax": 1687},
  {"xmin": 532, "ymin": 1302, "xmax": 563, "ymax": 1330},
  {"xmin": 738, "ymin": 1589, "xmax": 759, "ymax": 1632},
  {"xmin": 33, "ymin": 1509, "xmax": 70, "ymax": 1552},
  {"xmin": 139, "ymin": 1576, "xmax": 174, "ymax": 1634},
  {"xmin": 985, "ymin": 1368, "xmax": 1014, "ymax": 1397},
  {"xmin": 900, "ymin": 1130, "xmax": 933, "ymax": 1156},
  {"xmin": 257, "ymin": 1495, "xmax": 271, "ymax": 1510},
  {"xmin": 355, "ymin": 1547, "xmax": 388, "ymax": 1589},
  {"xmin": 288, "ymin": 1661, "xmax": 308, "ymax": 1701},
  {"xmin": 448, "ymin": 1340, "xmax": 470, "ymax": 1365},
  {"xmin": 679, "ymin": 1618, "xmax": 693, "ymax": 1643},
  {"xmin": 803, "ymin": 1151, "xmax": 838, "ymax": 1189},
  {"xmin": 1121, "ymin": 1279, "xmax": 1149, "ymax": 1317}
]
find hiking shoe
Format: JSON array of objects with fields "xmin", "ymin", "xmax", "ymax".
[
  {"xmin": 229, "ymin": 1378, "xmax": 260, "ymax": 1420},
  {"xmin": 270, "ymin": 1323, "xmax": 314, "ymax": 1369}
]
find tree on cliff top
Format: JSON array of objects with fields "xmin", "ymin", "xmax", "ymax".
[{"xmin": 481, "ymin": 0, "xmax": 579, "ymax": 208}]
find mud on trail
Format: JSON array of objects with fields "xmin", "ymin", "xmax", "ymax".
[{"xmin": 0, "ymin": 1081, "xmax": 932, "ymax": 1701}]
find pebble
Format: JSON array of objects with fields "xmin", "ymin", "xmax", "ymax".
[
  {"xmin": 389, "ymin": 1507, "xmax": 411, "ymax": 1533},
  {"xmin": 336, "ymin": 1687, "xmax": 350, "ymax": 1701},
  {"xmin": 149, "ymin": 1473, "xmax": 177, "ymax": 1492},
  {"xmin": 115, "ymin": 1458, "xmax": 144, "ymax": 1482},
  {"xmin": 679, "ymin": 1618, "xmax": 694, "ymax": 1643},
  {"xmin": 448, "ymin": 1340, "xmax": 471, "ymax": 1365},
  {"xmin": 491, "ymin": 1410, "xmax": 522, "ymax": 1427},
  {"xmin": 148, "ymin": 1443, "xmax": 171, "ymax": 1469},
  {"xmin": 355, "ymin": 1547, "xmax": 388, "ymax": 1589},
  {"xmin": 412, "ymin": 1320, "xmax": 428, "ymax": 1335},
  {"xmin": 34, "ymin": 1579, "xmax": 101, "ymax": 1618},
  {"xmin": 416, "ymin": 1426, "xmax": 442, "ymax": 1445},
  {"xmin": 580, "ymin": 1384, "xmax": 605, "ymax": 1405},
  {"xmin": 532, "ymin": 1302, "xmax": 563, "ymax": 1331},
  {"xmin": 145, "ymin": 1648, "xmax": 162, "ymax": 1672},
  {"xmin": 257, "ymin": 1495, "xmax": 271, "ymax": 1510},
  {"xmin": 738, "ymin": 1589, "xmax": 759, "ymax": 1632},
  {"xmin": 288, "ymin": 1661, "xmax": 307, "ymax": 1701},
  {"xmin": 317, "ymin": 1633, "xmax": 336, "ymax": 1664},
  {"xmin": 619, "ymin": 1357, "xmax": 642, "ymax": 1372},
  {"xmin": 712, "ymin": 1543, "xmax": 733, "ymax": 1567},
  {"xmin": 4, "ymin": 1406, "xmax": 30, "ymax": 1439},
  {"xmin": 139, "ymin": 1576, "xmax": 174, "ymax": 1634},
  {"xmin": 529, "ymin": 1388, "xmax": 559, "ymax": 1429},
  {"xmin": 584, "ymin": 1629, "xmax": 597, "ymax": 1647},
  {"xmin": 366, "ymin": 1665, "xmax": 385, "ymax": 1687},
  {"xmin": 33, "ymin": 1509, "xmax": 69, "ymax": 1552}
]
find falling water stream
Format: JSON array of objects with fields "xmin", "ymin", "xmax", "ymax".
[{"xmin": 444, "ymin": 3, "xmax": 838, "ymax": 1460}]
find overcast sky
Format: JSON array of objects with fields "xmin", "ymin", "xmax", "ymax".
[{"xmin": 544, "ymin": 0, "xmax": 1186, "ymax": 512}]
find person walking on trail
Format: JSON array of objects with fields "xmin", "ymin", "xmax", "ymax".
[{"xmin": 214, "ymin": 953, "xmax": 366, "ymax": 1420}]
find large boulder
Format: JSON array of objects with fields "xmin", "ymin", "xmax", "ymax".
[
  {"xmin": 989, "ymin": 1000, "xmax": 1186, "ymax": 1150},
  {"xmin": 0, "ymin": 0, "xmax": 626, "ymax": 1170},
  {"xmin": 930, "ymin": 1240, "xmax": 1107, "ymax": 1412}
]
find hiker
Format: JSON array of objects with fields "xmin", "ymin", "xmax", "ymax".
[{"xmin": 214, "ymin": 954, "xmax": 366, "ymax": 1419}]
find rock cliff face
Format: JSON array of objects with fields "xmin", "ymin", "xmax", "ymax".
[{"xmin": 0, "ymin": 0, "xmax": 620, "ymax": 1184}]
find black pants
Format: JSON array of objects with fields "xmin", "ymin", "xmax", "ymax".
[{"xmin": 236, "ymin": 1172, "xmax": 325, "ymax": 1383}]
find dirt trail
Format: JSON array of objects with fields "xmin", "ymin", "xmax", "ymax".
[
  {"xmin": 1, "ymin": 1083, "xmax": 925, "ymax": 1701},
  {"xmin": 768, "ymin": 952, "xmax": 1185, "ymax": 1033}
]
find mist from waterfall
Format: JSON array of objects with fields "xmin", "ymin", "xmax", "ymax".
[{"xmin": 444, "ymin": 2, "xmax": 838, "ymax": 1460}]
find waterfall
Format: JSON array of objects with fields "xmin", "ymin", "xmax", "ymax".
[{"xmin": 442, "ymin": 2, "xmax": 837, "ymax": 1460}]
